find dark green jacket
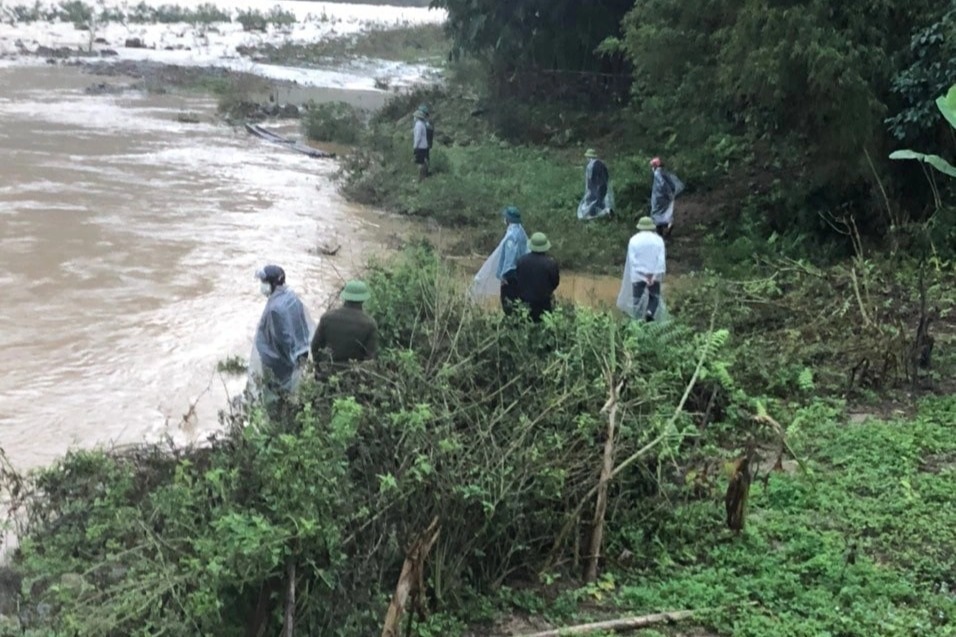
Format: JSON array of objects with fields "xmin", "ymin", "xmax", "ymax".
[{"xmin": 311, "ymin": 304, "xmax": 379, "ymax": 365}]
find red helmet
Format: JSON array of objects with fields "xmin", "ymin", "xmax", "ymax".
[{"xmin": 649, "ymin": 157, "xmax": 662, "ymax": 168}]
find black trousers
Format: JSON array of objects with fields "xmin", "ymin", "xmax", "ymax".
[
  {"xmin": 500, "ymin": 272, "xmax": 520, "ymax": 314},
  {"xmin": 632, "ymin": 280, "xmax": 661, "ymax": 320},
  {"xmin": 525, "ymin": 299, "xmax": 553, "ymax": 323}
]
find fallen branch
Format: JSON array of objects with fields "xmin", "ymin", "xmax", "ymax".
[
  {"xmin": 546, "ymin": 306, "xmax": 718, "ymax": 569},
  {"xmin": 281, "ymin": 558, "xmax": 296, "ymax": 637},
  {"xmin": 584, "ymin": 373, "xmax": 623, "ymax": 582},
  {"xmin": 849, "ymin": 267, "xmax": 873, "ymax": 329},
  {"xmin": 518, "ymin": 609, "xmax": 694, "ymax": 637},
  {"xmin": 381, "ymin": 516, "xmax": 441, "ymax": 637}
]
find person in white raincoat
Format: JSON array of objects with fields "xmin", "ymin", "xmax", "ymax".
[
  {"xmin": 617, "ymin": 216, "xmax": 667, "ymax": 322},
  {"xmin": 468, "ymin": 206, "xmax": 529, "ymax": 313},
  {"xmin": 577, "ymin": 148, "xmax": 614, "ymax": 220}
]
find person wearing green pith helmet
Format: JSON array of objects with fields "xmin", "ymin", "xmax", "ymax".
[
  {"xmin": 311, "ymin": 280, "xmax": 379, "ymax": 378},
  {"xmin": 577, "ymin": 148, "xmax": 613, "ymax": 220},
  {"xmin": 516, "ymin": 232, "xmax": 560, "ymax": 322}
]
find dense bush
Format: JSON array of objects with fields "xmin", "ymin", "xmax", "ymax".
[
  {"xmin": 303, "ymin": 100, "xmax": 364, "ymax": 144},
  {"xmin": 2, "ymin": 248, "xmax": 737, "ymax": 636}
]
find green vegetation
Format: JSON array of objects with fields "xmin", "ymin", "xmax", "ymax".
[
  {"xmin": 0, "ymin": 249, "xmax": 735, "ymax": 634},
  {"xmin": 341, "ymin": 86, "xmax": 647, "ymax": 274},
  {"xmin": 2, "ymin": 2, "xmax": 956, "ymax": 636},
  {"xmin": 239, "ymin": 23, "xmax": 450, "ymax": 66},
  {"xmin": 216, "ymin": 356, "xmax": 247, "ymax": 376},
  {"xmin": 0, "ymin": 1, "xmax": 233, "ymax": 24},
  {"xmin": 236, "ymin": 5, "xmax": 296, "ymax": 33},
  {"xmin": 3, "ymin": 248, "xmax": 955, "ymax": 636},
  {"xmin": 303, "ymin": 100, "xmax": 363, "ymax": 144},
  {"xmin": 413, "ymin": 0, "xmax": 956, "ymax": 261}
]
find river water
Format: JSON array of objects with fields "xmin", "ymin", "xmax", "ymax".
[{"xmin": 0, "ymin": 64, "xmax": 413, "ymax": 470}]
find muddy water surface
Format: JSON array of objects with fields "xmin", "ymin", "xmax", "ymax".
[{"xmin": 0, "ymin": 65, "xmax": 415, "ymax": 470}]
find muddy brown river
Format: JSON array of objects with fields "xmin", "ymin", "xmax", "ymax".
[
  {"xmin": 0, "ymin": 65, "xmax": 417, "ymax": 470},
  {"xmin": 0, "ymin": 63, "xmax": 635, "ymax": 476}
]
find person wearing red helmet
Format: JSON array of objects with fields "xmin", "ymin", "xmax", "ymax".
[{"xmin": 649, "ymin": 157, "xmax": 684, "ymax": 238}]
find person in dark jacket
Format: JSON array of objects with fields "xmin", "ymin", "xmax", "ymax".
[
  {"xmin": 516, "ymin": 232, "xmax": 560, "ymax": 322},
  {"xmin": 311, "ymin": 280, "xmax": 378, "ymax": 377}
]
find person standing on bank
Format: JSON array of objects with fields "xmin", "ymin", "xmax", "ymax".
[
  {"xmin": 649, "ymin": 157, "xmax": 684, "ymax": 237},
  {"xmin": 311, "ymin": 280, "xmax": 379, "ymax": 377},
  {"xmin": 412, "ymin": 107, "xmax": 431, "ymax": 180},
  {"xmin": 516, "ymin": 232, "xmax": 560, "ymax": 322},
  {"xmin": 617, "ymin": 217, "xmax": 667, "ymax": 322},
  {"xmin": 251, "ymin": 265, "xmax": 313, "ymax": 398},
  {"xmin": 468, "ymin": 206, "xmax": 530, "ymax": 312}
]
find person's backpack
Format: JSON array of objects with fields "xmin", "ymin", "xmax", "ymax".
[{"xmin": 425, "ymin": 121, "xmax": 434, "ymax": 149}]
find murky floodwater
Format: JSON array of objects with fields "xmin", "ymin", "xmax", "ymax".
[{"xmin": 0, "ymin": 65, "xmax": 417, "ymax": 471}]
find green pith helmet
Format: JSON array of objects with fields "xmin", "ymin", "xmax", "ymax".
[
  {"xmin": 636, "ymin": 216, "xmax": 656, "ymax": 231},
  {"xmin": 341, "ymin": 280, "xmax": 371, "ymax": 302},
  {"xmin": 528, "ymin": 232, "xmax": 551, "ymax": 253},
  {"xmin": 584, "ymin": 148, "xmax": 598, "ymax": 159}
]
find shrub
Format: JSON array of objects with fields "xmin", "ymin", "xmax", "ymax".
[
  {"xmin": 2, "ymin": 248, "xmax": 738, "ymax": 636},
  {"xmin": 236, "ymin": 8, "xmax": 267, "ymax": 32},
  {"xmin": 266, "ymin": 5, "xmax": 296, "ymax": 29},
  {"xmin": 303, "ymin": 100, "xmax": 364, "ymax": 144}
]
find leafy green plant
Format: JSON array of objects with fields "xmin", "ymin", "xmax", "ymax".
[
  {"xmin": 890, "ymin": 85, "xmax": 956, "ymax": 179},
  {"xmin": 1, "ymin": 248, "xmax": 738, "ymax": 636},
  {"xmin": 303, "ymin": 100, "xmax": 364, "ymax": 144}
]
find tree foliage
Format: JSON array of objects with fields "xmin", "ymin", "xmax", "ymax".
[
  {"xmin": 886, "ymin": 7, "xmax": 956, "ymax": 144},
  {"xmin": 430, "ymin": 0, "xmax": 633, "ymax": 71}
]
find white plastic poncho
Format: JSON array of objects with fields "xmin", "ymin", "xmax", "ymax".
[
  {"xmin": 577, "ymin": 158, "xmax": 614, "ymax": 220},
  {"xmin": 616, "ymin": 231, "xmax": 668, "ymax": 320},
  {"xmin": 248, "ymin": 286, "xmax": 314, "ymax": 396},
  {"xmin": 469, "ymin": 224, "xmax": 529, "ymax": 301}
]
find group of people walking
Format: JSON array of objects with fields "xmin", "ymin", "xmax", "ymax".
[
  {"xmin": 250, "ymin": 266, "xmax": 379, "ymax": 398},
  {"xmin": 473, "ymin": 151, "xmax": 682, "ymax": 324},
  {"xmin": 471, "ymin": 206, "xmax": 561, "ymax": 322}
]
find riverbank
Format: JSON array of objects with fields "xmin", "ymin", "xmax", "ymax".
[
  {"xmin": 2, "ymin": 13, "xmax": 955, "ymax": 637},
  {"xmin": 2, "ymin": 248, "xmax": 953, "ymax": 637}
]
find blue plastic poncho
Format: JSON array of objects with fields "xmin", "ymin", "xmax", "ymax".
[
  {"xmin": 577, "ymin": 159, "xmax": 614, "ymax": 220},
  {"xmin": 252, "ymin": 286, "xmax": 313, "ymax": 392},
  {"xmin": 469, "ymin": 223, "xmax": 529, "ymax": 301},
  {"xmin": 650, "ymin": 169, "xmax": 684, "ymax": 226},
  {"xmin": 496, "ymin": 222, "xmax": 529, "ymax": 280}
]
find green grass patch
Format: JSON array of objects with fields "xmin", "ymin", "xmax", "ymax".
[
  {"xmin": 341, "ymin": 88, "xmax": 656, "ymax": 274},
  {"xmin": 607, "ymin": 399, "xmax": 956, "ymax": 636},
  {"xmin": 465, "ymin": 399, "xmax": 955, "ymax": 637}
]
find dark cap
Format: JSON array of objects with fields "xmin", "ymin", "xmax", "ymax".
[{"xmin": 255, "ymin": 264, "xmax": 286, "ymax": 287}]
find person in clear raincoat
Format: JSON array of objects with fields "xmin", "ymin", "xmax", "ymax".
[
  {"xmin": 248, "ymin": 265, "xmax": 314, "ymax": 403},
  {"xmin": 577, "ymin": 148, "xmax": 614, "ymax": 220},
  {"xmin": 649, "ymin": 156, "xmax": 684, "ymax": 237},
  {"xmin": 617, "ymin": 217, "xmax": 668, "ymax": 322},
  {"xmin": 468, "ymin": 206, "xmax": 529, "ymax": 313}
]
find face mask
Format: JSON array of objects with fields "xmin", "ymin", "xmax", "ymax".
[{"xmin": 260, "ymin": 281, "xmax": 272, "ymax": 297}]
